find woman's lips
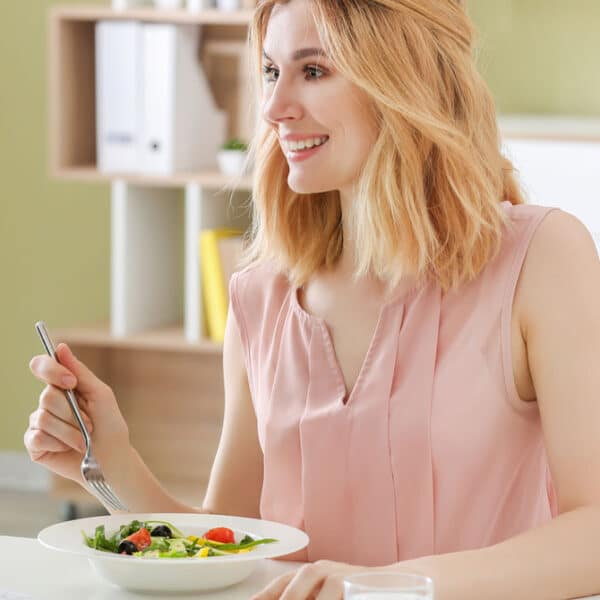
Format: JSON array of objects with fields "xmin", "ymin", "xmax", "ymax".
[{"xmin": 285, "ymin": 137, "xmax": 329, "ymax": 162}]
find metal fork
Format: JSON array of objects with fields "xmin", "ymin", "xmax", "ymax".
[{"xmin": 35, "ymin": 321, "xmax": 128, "ymax": 512}]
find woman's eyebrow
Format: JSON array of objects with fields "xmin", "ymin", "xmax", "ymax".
[{"xmin": 262, "ymin": 47, "xmax": 328, "ymax": 62}]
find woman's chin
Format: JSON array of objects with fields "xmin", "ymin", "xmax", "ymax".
[{"xmin": 287, "ymin": 176, "xmax": 332, "ymax": 195}]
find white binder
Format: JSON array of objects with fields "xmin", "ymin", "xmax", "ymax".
[
  {"xmin": 95, "ymin": 21, "xmax": 143, "ymax": 173},
  {"xmin": 140, "ymin": 23, "xmax": 227, "ymax": 175},
  {"xmin": 96, "ymin": 22, "xmax": 226, "ymax": 175}
]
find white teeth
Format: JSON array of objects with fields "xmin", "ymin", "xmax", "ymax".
[{"xmin": 284, "ymin": 136, "xmax": 328, "ymax": 152}]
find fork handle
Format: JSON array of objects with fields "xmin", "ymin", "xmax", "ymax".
[{"xmin": 35, "ymin": 321, "xmax": 92, "ymax": 450}]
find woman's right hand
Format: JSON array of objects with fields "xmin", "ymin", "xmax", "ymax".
[{"xmin": 25, "ymin": 343, "xmax": 130, "ymax": 486}]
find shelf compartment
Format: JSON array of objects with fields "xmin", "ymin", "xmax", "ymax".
[{"xmin": 48, "ymin": 5, "xmax": 255, "ymax": 177}]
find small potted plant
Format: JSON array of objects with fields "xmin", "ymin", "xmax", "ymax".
[
  {"xmin": 216, "ymin": 0, "xmax": 242, "ymax": 10},
  {"xmin": 217, "ymin": 137, "xmax": 250, "ymax": 176}
]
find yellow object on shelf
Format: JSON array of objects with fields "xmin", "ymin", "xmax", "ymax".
[{"xmin": 199, "ymin": 229, "xmax": 244, "ymax": 343}]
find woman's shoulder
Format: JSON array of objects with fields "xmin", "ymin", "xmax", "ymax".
[
  {"xmin": 501, "ymin": 199, "xmax": 556, "ymax": 222},
  {"xmin": 515, "ymin": 206, "xmax": 598, "ymax": 332},
  {"xmin": 521, "ymin": 207, "xmax": 597, "ymax": 283},
  {"xmin": 230, "ymin": 258, "xmax": 292, "ymax": 304},
  {"xmin": 502, "ymin": 201, "xmax": 595, "ymax": 253},
  {"xmin": 497, "ymin": 200, "xmax": 573, "ymax": 255}
]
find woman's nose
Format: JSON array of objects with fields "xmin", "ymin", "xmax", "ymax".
[{"xmin": 262, "ymin": 80, "xmax": 303, "ymax": 125}]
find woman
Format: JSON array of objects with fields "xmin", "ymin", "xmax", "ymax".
[{"xmin": 26, "ymin": 0, "xmax": 600, "ymax": 598}]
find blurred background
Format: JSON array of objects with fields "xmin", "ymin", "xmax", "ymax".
[{"xmin": 1, "ymin": 0, "xmax": 599, "ymax": 536}]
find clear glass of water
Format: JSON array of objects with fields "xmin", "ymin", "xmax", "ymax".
[{"xmin": 344, "ymin": 572, "xmax": 434, "ymax": 599}]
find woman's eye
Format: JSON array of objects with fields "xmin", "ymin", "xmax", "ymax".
[
  {"xmin": 261, "ymin": 64, "xmax": 325, "ymax": 84},
  {"xmin": 305, "ymin": 66, "xmax": 325, "ymax": 80},
  {"xmin": 261, "ymin": 65, "xmax": 278, "ymax": 83}
]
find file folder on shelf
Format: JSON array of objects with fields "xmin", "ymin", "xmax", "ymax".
[
  {"xmin": 95, "ymin": 21, "xmax": 227, "ymax": 174},
  {"xmin": 140, "ymin": 23, "xmax": 226, "ymax": 175},
  {"xmin": 95, "ymin": 21, "xmax": 143, "ymax": 173},
  {"xmin": 199, "ymin": 229, "xmax": 243, "ymax": 343}
]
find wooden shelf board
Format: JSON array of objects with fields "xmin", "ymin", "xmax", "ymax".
[
  {"xmin": 52, "ymin": 165, "xmax": 253, "ymax": 190},
  {"xmin": 51, "ymin": 5, "xmax": 253, "ymax": 26},
  {"xmin": 499, "ymin": 115, "xmax": 600, "ymax": 142},
  {"xmin": 54, "ymin": 324, "xmax": 223, "ymax": 354}
]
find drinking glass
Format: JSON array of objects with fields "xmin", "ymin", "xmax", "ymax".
[{"xmin": 344, "ymin": 572, "xmax": 434, "ymax": 599}]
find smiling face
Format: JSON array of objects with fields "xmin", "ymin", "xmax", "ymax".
[{"xmin": 261, "ymin": 0, "xmax": 379, "ymax": 195}]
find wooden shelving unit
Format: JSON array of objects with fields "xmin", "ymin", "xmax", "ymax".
[{"xmin": 47, "ymin": 2, "xmax": 255, "ymax": 509}]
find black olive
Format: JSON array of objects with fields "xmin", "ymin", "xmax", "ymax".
[
  {"xmin": 117, "ymin": 540, "xmax": 138, "ymax": 555},
  {"xmin": 150, "ymin": 525, "xmax": 172, "ymax": 538}
]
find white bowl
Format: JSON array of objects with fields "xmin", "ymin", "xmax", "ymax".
[
  {"xmin": 38, "ymin": 512, "xmax": 309, "ymax": 593},
  {"xmin": 217, "ymin": 149, "xmax": 249, "ymax": 176}
]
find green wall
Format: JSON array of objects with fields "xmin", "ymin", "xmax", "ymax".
[
  {"xmin": 1, "ymin": 0, "xmax": 110, "ymax": 451},
  {"xmin": 1, "ymin": 0, "xmax": 599, "ymax": 451},
  {"xmin": 467, "ymin": 0, "xmax": 600, "ymax": 114}
]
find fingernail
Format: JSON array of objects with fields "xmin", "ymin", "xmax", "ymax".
[
  {"xmin": 62, "ymin": 375, "xmax": 76, "ymax": 388},
  {"xmin": 61, "ymin": 344, "xmax": 75, "ymax": 360}
]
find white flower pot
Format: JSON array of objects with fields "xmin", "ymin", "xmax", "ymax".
[
  {"xmin": 217, "ymin": 150, "xmax": 249, "ymax": 176},
  {"xmin": 216, "ymin": 0, "xmax": 241, "ymax": 11}
]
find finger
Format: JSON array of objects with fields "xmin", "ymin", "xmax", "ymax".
[
  {"xmin": 24, "ymin": 428, "xmax": 73, "ymax": 458},
  {"xmin": 281, "ymin": 564, "xmax": 327, "ymax": 600},
  {"xmin": 24, "ymin": 430, "xmax": 85, "ymax": 481},
  {"xmin": 54, "ymin": 343, "xmax": 107, "ymax": 396},
  {"xmin": 29, "ymin": 354, "xmax": 77, "ymax": 390},
  {"xmin": 39, "ymin": 386, "xmax": 93, "ymax": 433},
  {"xmin": 251, "ymin": 571, "xmax": 295, "ymax": 600},
  {"xmin": 29, "ymin": 408, "xmax": 87, "ymax": 452},
  {"xmin": 315, "ymin": 575, "xmax": 343, "ymax": 600}
]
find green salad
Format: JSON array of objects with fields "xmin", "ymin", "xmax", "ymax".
[{"xmin": 82, "ymin": 519, "xmax": 277, "ymax": 559}]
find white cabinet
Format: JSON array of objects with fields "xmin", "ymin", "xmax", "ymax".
[{"xmin": 500, "ymin": 116, "xmax": 600, "ymax": 253}]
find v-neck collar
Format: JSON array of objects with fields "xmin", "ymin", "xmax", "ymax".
[
  {"xmin": 291, "ymin": 275, "xmax": 422, "ymax": 324},
  {"xmin": 318, "ymin": 301, "xmax": 405, "ymax": 405},
  {"xmin": 291, "ymin": 279, "xmax": 423, "ymax": 406}
]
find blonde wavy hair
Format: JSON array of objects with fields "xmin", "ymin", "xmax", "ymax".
[{"xmin": 237, "ymin": 0, "xmax": 525, "ymax": 293}]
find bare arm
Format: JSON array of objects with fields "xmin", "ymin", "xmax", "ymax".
[
  {"xmin": 27, "ymin": 302, "xmax": 261, "ymax": 516},
  {"xmin": 111, "ymin": 303, "xmax": 262, "ymax": 516},
  {"xmin": 201, "ymin": 303, "xmax": 263, "ymax": 517},
  {"xmin": 396, "ymin": 211, "xmax": 600, "ymax": 599}
]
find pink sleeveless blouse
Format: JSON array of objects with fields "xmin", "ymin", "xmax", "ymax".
[{"xmin": 229, "ymin": 200, "xmax": 559, "ymax": 566}]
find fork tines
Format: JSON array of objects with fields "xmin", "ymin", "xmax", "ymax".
[{"xmin": 85, "ymin": 475, "xmax": 128, "ymax": 512}]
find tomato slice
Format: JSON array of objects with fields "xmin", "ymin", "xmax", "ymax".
[
  {"xmin": 125, "ymin": 527, "xmax": 152, "ymax": 550},
  {"xmin": 203, "ymin": 527, "xmax": 235, "ymax": 544}
]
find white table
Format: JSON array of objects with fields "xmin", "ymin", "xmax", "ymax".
[
  {"xmin": 1, "ymin": 536, "xmax": 599, "ymax": 599},
  {"xmin": 0, "ymin": 536, "xmax": 301, "ymax": 599}
]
